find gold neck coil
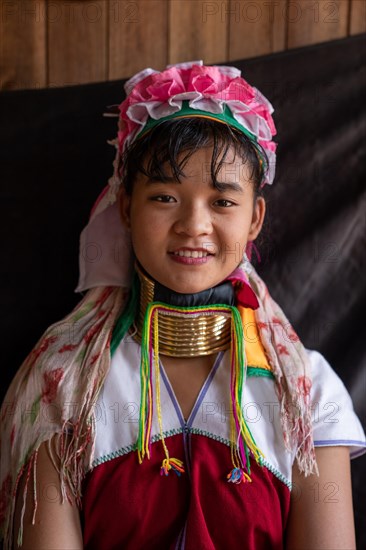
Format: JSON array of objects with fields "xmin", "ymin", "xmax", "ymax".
[{"xmin": 133, "ymin": 266, "xmax": 232, "ymax": 357}]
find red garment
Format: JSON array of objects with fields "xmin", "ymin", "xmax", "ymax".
[
  {"xmin": 82, "ymin": 435, "xmax": 289, "ymax": 550},
  {"xmin": 80, "ymin": 331, "xmax": 365, "ymax": 549}
]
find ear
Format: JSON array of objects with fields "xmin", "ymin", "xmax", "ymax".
[
  {"xmin": 118, "ymin": 186, "xmax": 131, "ymax": 230},
  {"xmin": 248, "ymin": 196, "xmax": 266, "ymax": 241}
]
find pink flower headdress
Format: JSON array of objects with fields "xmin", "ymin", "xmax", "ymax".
[
  {"xmin": 76, "ymin": 60, "xmax": 277, "ymax": 293},
  {"xmin": 117, "ymin": 61, "xmax": 277, "ymax": 184}
]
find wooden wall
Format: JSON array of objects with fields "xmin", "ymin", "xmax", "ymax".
[{"xmin": 1, "ymin": 0, "xmax": 365, "ymax": 90}]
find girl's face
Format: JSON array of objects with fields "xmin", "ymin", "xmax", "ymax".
[{"xmin": 120, "ymin": 146, "xmax": 266, "ymax": 294}]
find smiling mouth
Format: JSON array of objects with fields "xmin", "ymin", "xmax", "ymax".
[{"xmin": 171, "ymin": 248, "xmax": 213, "ymax": 259}]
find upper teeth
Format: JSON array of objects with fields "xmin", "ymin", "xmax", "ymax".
[{"xmin": 174, "ymin": 250, "xmax": 208, "ymax": 258}]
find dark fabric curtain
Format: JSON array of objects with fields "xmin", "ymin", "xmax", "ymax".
[{"xmin": 1, "ymin": 34, "xmax": 365, "ymax": 546}]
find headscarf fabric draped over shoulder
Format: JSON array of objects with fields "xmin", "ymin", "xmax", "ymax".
[{"xmin": 0, "ymin": 287, "xmax": 127, "ymax": 547}]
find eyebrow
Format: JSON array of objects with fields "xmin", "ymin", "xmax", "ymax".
[
  {"xmin": 146, "ymin": 176, "xmax": 243, "ymax": 193},
  {"xmin": 146, "ymin": 176, "xmax": 179, "ymax": 184},
  {"xmin": 214, "ymin": 181, "xmax": 243, "ymax": 193}
]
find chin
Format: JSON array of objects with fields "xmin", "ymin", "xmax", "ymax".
[
  {"xmin": 139, "ymin": 264, "xmax": 222, "ymax": 295},
  {"xmin": 161, "ymin": 277, "xmax": 219, "ymax": 295}
]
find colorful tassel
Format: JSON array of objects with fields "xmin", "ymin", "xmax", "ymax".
[
  {"xmin": 136, "ymin": 302, "xmax": 264, "ymax": 481},
  {"xmin": 228, "ymin": 306, "xmax": 264, "ymax": 477},
  {"xmin": 227, "ymin": 467, "xmax": 252, "ymax": 484},
  {"xmin": 137, "ymin": 303, "xmax": 186, "ymax": 474},
  {"xmin": 137, "ymin": 302, "xmax": 155, "ymax": 463},
  {"xmin": 160, "ymin": 458, "xmax": 185, "ymax": 477}
]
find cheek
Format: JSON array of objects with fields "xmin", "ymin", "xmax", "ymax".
[
  {"xmin": 131, "ymin": 198, "xmax": 162, "ymax": 226},
  {"xmin": 219, "ymin": 216, "xmax": 250, "ymax": 245},
  {"xmin": 129, "ymin": 207, "xmax": 165, "ymax": 256}
]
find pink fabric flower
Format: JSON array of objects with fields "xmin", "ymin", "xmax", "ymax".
[{"xmin": 116, "ymin": 61, "xmax": 277, "ymax": 186}]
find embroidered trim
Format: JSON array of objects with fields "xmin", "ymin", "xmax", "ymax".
[
  {"xmin": 91, "ymin": 428, "xmax": 184, "ymax": 468},
  {"xmin": 92, "ymin": 442, "xmax": 137, "ymax": 467},
  {"xmin": 258, "ymin": 457, "xmax": 292, "ymax": 489},
  {"xmin": 189, "ymin": 427, "xmax": 291, "ymax": 488},
  {"xmin": 189, "ymin": 427, "xmax": 232, "ymax": 447},
  {"xmin": 91, "ymin": 426, "xmax": 293, "ymax": 487}
]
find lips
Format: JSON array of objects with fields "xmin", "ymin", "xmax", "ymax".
[
  {"xmin": 168, "ymin": 247, "xmax": 214, "ymax": 264},
  {"xmin": 169, "ymin": 247, "xmax": 213, "ymax": 258},
  {"xmin": 173, "ymin": 250, "xmax": 209, "ymax": 258}
]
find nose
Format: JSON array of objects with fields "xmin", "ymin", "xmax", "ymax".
[{"xmin": 173, "ymin": 203, "xmax": 213, "ymax": 237}]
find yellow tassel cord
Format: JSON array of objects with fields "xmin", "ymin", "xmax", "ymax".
[
  {"xmin": 137, "ymin": 302, "xmax": 263, "ymax": 481},
  {"xmin": 137, "ymin": 303, "xmax": 155, "ymax": 463},
  {"xmin": 138, "ymin": 303, "xmax": 185, "ymax": 475},
  {"xmin": 153, "ymin": 309, "xmax": 185, "ymax": 476}
]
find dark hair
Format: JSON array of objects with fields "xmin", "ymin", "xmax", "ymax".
[{"xmin": 120, "ymin": 118, "xmax": 268, "ymax": 197}]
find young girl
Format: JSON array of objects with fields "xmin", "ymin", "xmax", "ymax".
[{"xmin": 1, "ymin": 61, "xmax": 365, "ymax": 549}]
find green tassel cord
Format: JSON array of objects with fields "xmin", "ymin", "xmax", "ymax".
[{"xmin": 111, "ymin": 285, "xmax": 264, "ymax": 483}]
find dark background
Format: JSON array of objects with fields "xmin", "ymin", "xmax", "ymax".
[{"xmin": 1, "ymin": 35, "xmax": 365, "ymax": 546}]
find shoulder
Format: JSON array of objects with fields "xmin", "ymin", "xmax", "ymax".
[
  {"xmin": 304, "ymin": 348, "xmax": 366, "ymax": 459},
  {"xmin": 13, "ymin": 438, "xmax": 83, "ymax": 549},
  {"xmin": 0, "ymin": 285, "xmax": 128, "ymax": 546},
  {"xmin": 287, "ymin": 445, "xmax": 356, "ymax": 549}
]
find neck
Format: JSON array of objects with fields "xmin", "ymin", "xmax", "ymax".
[{"xmin": 133, "ymin": 264, "xmax": 235, "ymax": 357}]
